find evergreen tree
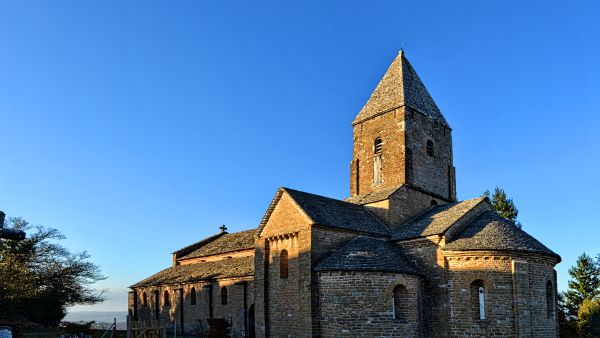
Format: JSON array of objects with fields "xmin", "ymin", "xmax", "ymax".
[
  {"xmin": 579, "ymin": 298, "xmax": 600, "ymax": 338},
  {"xmin": 562, "ymin": 253, "xmax": 600, "ymax": 317},
  {"xmin": 482, "ymin": 187, "xmax": 521, "ymax": 228}
]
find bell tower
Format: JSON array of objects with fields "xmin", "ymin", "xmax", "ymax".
[{"xmin": 350, "ymin": 51, "xmax": 456, "ymax": 201}]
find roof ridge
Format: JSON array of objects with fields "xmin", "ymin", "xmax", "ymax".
[{"xmin": 172, "ymin": 231, "xmax": 227, "ymax": 255}]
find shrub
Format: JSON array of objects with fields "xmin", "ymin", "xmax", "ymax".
[
  {"xmin": 0, "ymin": 319, "xmax": 41, "ymax": 337},
  {"xmin": 60, "ymin": 321, "xmax": 96, "ymax": 336},
  {"xmin": 206, "ymin": 318, "xmax": 230, "ymax": 338}
]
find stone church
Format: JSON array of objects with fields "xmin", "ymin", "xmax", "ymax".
[{"xmin": 128, "ymin": 51, "xmax": 561, "ymax": 337}]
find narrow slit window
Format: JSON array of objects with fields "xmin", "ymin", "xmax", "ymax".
[
  {"xmin": 280, "ymin": 249, "xmax": 289, "ymax": 279},
  {"xmin": 221, "ymin": 286, "xmax": 228, "ymax": 305},
  {"xmin": 374, "ymin": 138, "xmax": 382, "ymax": 154},
  {"xmin": 546, "ymin": 281, "xmax": 554, "ymax": 318},
  {"xmin": 374, "ymin": 155, "xmax": 382, "ymax": 187},
  {"xmin": 427, "ymin": 140, "xmax": 434, "ymax": 157},
  {"xmin": 164, "ymin": 290, "xmax": 170, "ymax": 307},
  {"xmin": 470, "ymin": 280, "xmax": 485, "ymax": 320},
  {"xmin": 191, "ymin": 287, "xmax": 196, "ymax": 306},
  {"xmin": 143, "ymin": 292, "xmax": 148, "ymax": 307}
]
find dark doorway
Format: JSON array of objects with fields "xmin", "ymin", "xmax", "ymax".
[{"xmin": 248, "ymin": 304, "xmax": 255, "ymax": 338}]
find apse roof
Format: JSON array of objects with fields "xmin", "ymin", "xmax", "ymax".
[{"xmin": 442, "ymin": 210, "xmax": 561, "ymax": 261}]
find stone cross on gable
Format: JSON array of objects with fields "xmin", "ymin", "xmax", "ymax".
[{"xmin": 219, "ymin": 225, "xmax": 227, "ymax": 233}]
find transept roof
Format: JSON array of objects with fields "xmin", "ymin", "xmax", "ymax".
[
  {"xmin": 281, "ymin": 187, "xmax": 391, "ymax": 236},
  {"xmin": 390, "ymin": 197, "xmax": 487, "ymax": 241},
  {"xmin": 314, "ymin": 236, "xmax": 422, "ymax": 275}
]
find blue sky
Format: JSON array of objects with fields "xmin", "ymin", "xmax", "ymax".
[{"xmin": 1, "ymin": 1, "xmax": 599, "ymax": 312}]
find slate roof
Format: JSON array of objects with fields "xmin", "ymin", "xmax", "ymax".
[
  {"xmin": 130, "ymin": 256, "xmax": 254, "ymax": 288},
  {"xmin": 391, "ymin": 197, "xmax": 486, "ymax": 241},
  {"xmin": 172, "ymin": 232, "xmax": 227, "ymax": 256},
  {"xmin": 314, "ymin": 236, "xmax": 422, "ymax": 275},
  {"xmin": 283, "ymin": 188, "xmax": 391, "ymax": 236},
  {"xmin": 353, "ymin": 51, "xmax": 449, "ymax": 128},
  {"xmin": 343, "ymin": 184, "xmax": 403, "ymax": 205},
  {"xmin": 178, "ymin": 229, "xmax": 256, "ymax": 260},
  {"xmin": 443, "ymin": 210, "xmax": 561, "ymax": 261}
]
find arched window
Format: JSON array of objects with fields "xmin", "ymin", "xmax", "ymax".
[
  {"xmin": 470, "ymin": 280, "xmax": 485, "ymax": 320},
  {"xmin": 142, "ymin": 292, "xmax": 148, "ymax": 307},
  {"xmin": 280, "ymin": 250, "xmax": 289, "ymax": 279},
  {"xmin": 374, "ymin": 138, "xmax": 382, "ymax": 154},
  {"xmin": 426, "ymin": 140, "xmax": 434, "ymax": 157},
  {"xmin": 191, "ymin": 287, "xmax": 196, "ymax": 306},
  {"xmin": 431, "ymin": 200, "xmax": 438, "ymax": 206},
  {"xmin": 221, "ymin": 286, "xmax": 228, "ymax": 305},
  {"xmin": 164, "ymin": 290, "xmax": 170, "ymax": 307},
  {"xmin": 546, "ymin": 280, "xmax": 554, "ymax": 318},
  {"xmin": 392, "ymin": 284, "xmax": 410, "ymax": 321}
]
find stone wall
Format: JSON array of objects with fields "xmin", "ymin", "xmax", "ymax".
[
  {"xmin": 351, "ymin": 107, "xmax": 407, "ymax": 196},
  {"xmin": 317, "ymin": 271, "xmax": 422, "ymax": 338},
  {"xmin": 129, "ymin": 277, "xmax": 254, "ymax": 338},
  {"xmin": 254, "ymin": 191, "xmax": 313, "ymax": 338},
  {"xmin": 350, "ymin": 106, "xmax": 455, "ymax": 202},
  {"xmin": 394, "ymin": 236, "xmax": 449, "ymax": 337},
  {"xmin": 363, "ymin": 185, "xmax": 450, "ymax": 230},
  {"xmin": 445, "ymin": 250, "xmax": 559, "ymax": 338},
  {"xmin": 404, "ymin": 107, "xmax": 455, "ymax": 201}
]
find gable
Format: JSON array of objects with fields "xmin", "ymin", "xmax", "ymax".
[
  {"xmin": 258, "ymin": 187, "xmax": 392, "ymax": 238},
  {"xmin": 259, "ymin": 190, "xmax": 313, "ymax": 238}
]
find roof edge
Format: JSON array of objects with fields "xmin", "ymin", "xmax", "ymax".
[
  {"xmin": 172, "ymin": 231, "xmax": 228, "ymax": 256},
  {"xmin": 441, "ymin": 247, "xmax": 562, "ymax": 263},
  {"xmin": 256, "ymin": 187, "xmax": 316, "ymax": 238}
]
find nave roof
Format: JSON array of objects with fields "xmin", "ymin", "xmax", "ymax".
[
  {"xmin": 177, "ymin": 229, "xmax": 256, "ymax": 261},
  {"xmin": 130, "ymin": 256, "xmax": 254, "ymax": 288}
]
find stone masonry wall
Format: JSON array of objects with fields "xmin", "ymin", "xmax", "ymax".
[
  {"xmin": 351, "ymin": 106, "xmax": 455, "ymax": 201},
  {"xmin": 129, "ymin": 278, "xmax": 254, "ymax": 338},
  {"xmin": 255, "ymin": 191, "xmax": 386, "ymax": 337},
  {"xmin": 404, "ymin": 107, "xmax": 455, "ymax": 200},
  {"xmin": 445, "ymin": 250, "xmax": 559, "ymax": 338},
  {"xmin": 363, "ymin": 186, "xmax": 450, "ymax": 230},
  {"xmin": 255, "ymin": 191, "xmax": 313, "ymax": 338},
  {"xmin": 394, "ymin": 236, "xmax": 450, "ymax": 337},
  {"xmin": 351, "ymin": 107, "xmax": 407, "ymax": 196},
  {"xmin": 317, "ymin": 271, "xmax": 422, "ymax": 338}
]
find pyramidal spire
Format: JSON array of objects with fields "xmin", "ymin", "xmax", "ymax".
[{"xmin": 352, "ymin": 51, "xmax": 449, "ymax": 127}]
